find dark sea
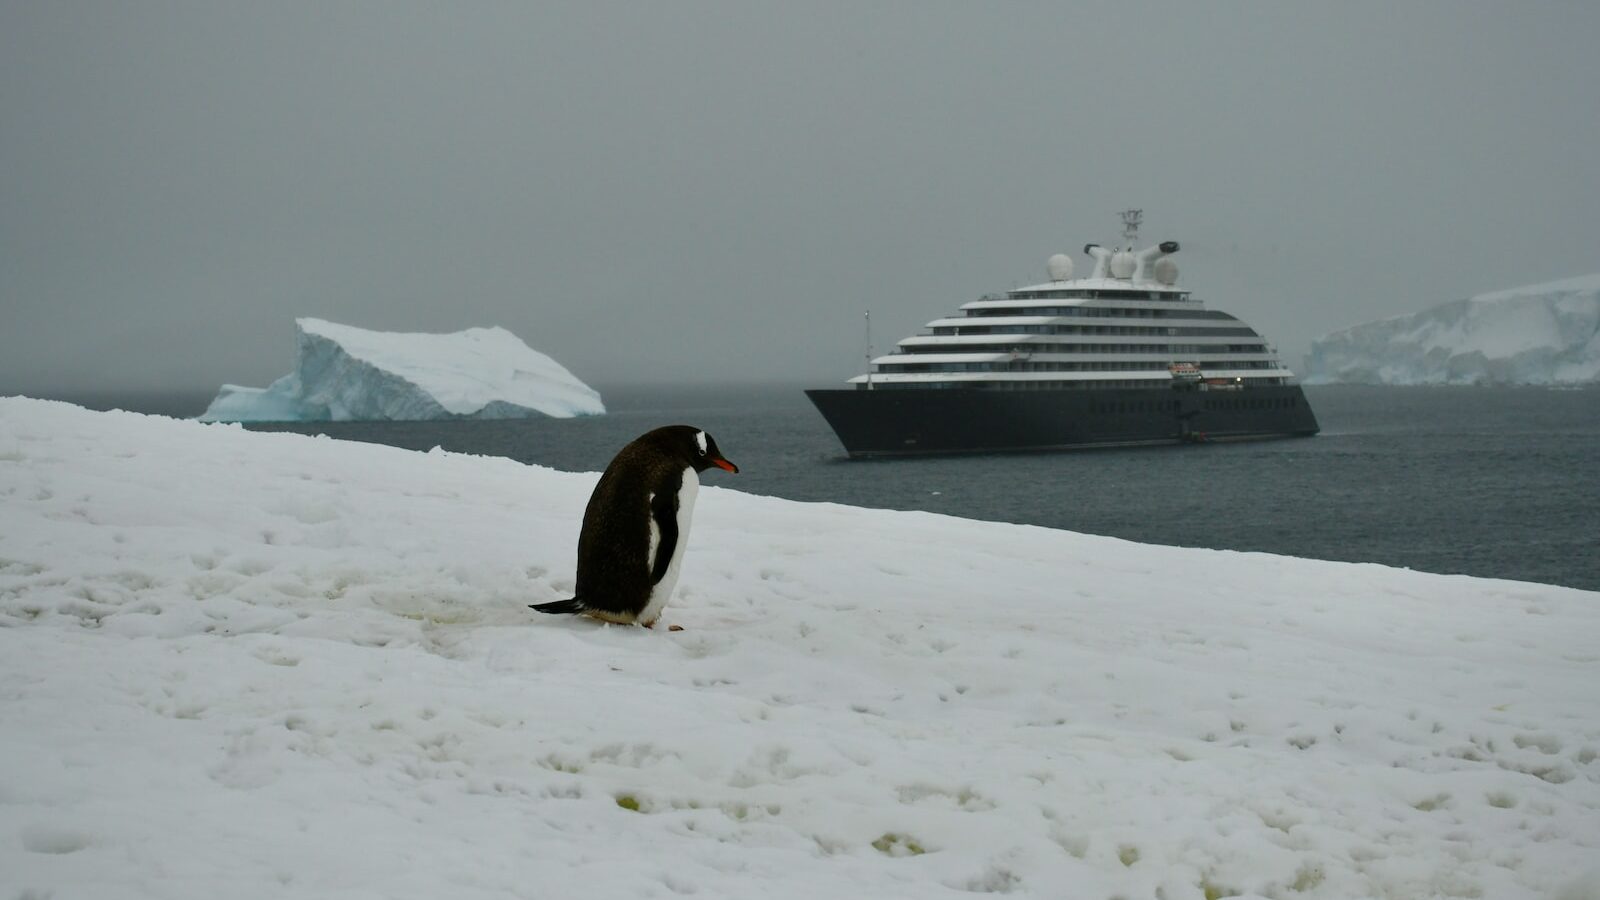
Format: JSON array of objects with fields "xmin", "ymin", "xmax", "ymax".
[{"xmin": 46, "ymin": 385, "xmax": 1600, "ymax": 593}]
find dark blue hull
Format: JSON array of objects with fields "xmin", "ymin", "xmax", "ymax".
[{"xmin": 805, "ymin": 385, "xmax": 1319, "ymax": 457}]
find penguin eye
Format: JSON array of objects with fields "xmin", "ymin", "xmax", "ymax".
[{"xmin": 694, "ymin": 431, "xmax": 708, "ymax": 455}]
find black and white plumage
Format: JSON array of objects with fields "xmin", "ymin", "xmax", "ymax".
[{"xmin": 530, "ymin": 426, "xmax": 737, "ymax": 627}]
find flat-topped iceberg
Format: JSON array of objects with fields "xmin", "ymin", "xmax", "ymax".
[
  {"xmin": 199, "ymin": 318, "xmax": 604, "ymax": 422},
  {"xmin": 1305, "ymin": 274, "xmax": 1600, "ymax": 385}
]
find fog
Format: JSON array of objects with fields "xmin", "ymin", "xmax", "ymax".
[{"xmin": 3, "ymin": 1, "xmax": 1595, "ymax": 395}]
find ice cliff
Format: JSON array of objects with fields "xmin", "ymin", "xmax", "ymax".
[
  {"xmin": 199, "ymin": 318, "xmax": 604, "ymax": 422},
  {"xmin": 1304, "ymin": 274, "xmax": 1600, "ymax": 385}
]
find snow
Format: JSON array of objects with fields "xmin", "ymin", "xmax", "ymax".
[
  {"xmin": 199, "ymin": 318, "xmax": 605, "ymax": 422},
  {"xmin": 1305, "ymin": 274, "xmax": 1600, "ymax": 385},
  {"xmin": 3, "ymin": 397, "xmax": 1599, "ymax": 900}
]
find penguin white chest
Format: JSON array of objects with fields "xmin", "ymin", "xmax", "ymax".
[{"xmin": 641, "ymin": 467, "xmax": 698, "ymax": 626}]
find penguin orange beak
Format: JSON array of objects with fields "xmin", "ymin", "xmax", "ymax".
[{"xmin": 711, "ymin": 457, "xmax": 738, "ymax": 473}]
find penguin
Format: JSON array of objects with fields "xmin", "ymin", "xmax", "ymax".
[{"xmin": 530, "ymin": 425, "xmax": 738, "ymax": 628}]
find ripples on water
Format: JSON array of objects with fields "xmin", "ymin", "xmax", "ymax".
[{"xmin": 51, "ymin": 385, "xmax": 1600, "ymax": 592}]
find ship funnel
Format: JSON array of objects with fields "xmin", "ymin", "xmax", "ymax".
[
  {"xmin": 1083, "ymin": 243, "xmax": 1112, "ymax": 279},
  {"xmin": 1132, "ymin": 240, "xmax": 1180, "ymax": 283}
]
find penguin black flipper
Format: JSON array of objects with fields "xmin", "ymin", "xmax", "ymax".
[
  {"xmin": 649, "ymin": 480, "xmax": 681, "ymax": 584},
  {"xmin": 530, "ymin": 598, "xmax": 585, "ymax": 615}
]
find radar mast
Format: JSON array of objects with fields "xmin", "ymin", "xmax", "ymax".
[{"xmin": 1120, "ymin": 208, "xmax": 1142, "ymax": 247}]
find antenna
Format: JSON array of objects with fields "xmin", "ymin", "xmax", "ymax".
[
  {"xmin": 1120, "ymin": 208, "xmax": 1142, "ymax": 246},
  {"xmin": 864, "ymin": 309, "xmax": 874, "ymax": 390}
]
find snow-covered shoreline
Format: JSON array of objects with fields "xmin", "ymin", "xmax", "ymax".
[
  {"xmin": 2, "ymin": 397, "xmax": 1597, "ymax": 899},
  {"xmin": 1305, "ymin": 274, "xmax": 1600, "ymax": 386}
]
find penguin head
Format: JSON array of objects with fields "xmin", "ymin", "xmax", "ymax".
[{"xmin": 650, "ymin": 425, "xmax": 739, "ymax": 474}]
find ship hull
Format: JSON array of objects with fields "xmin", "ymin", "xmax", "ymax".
[{"xmin": 805, "ymin": 385, "xmax": 1320, "ymax": 457}]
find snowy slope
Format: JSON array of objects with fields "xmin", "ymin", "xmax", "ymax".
[
  {"xmin": 2, "ymin": 398, "xmax": 1598, "ymax": 900},
  {"xmin": 1305, "ymin": 274, "xmax": 1600, "ymax": 385},
  {"xmin": 199, "ymin": 318, "xmax": 604, "ymax": 422}
]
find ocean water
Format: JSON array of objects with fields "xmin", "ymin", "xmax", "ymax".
[{"xmin": 45, "ymin": 385, "xmax": 1600, "ymax": 592}]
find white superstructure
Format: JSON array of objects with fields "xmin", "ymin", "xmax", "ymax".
[{"xmin": 852, "ymin": 212, "xmax": 1298, "ymax": 391}]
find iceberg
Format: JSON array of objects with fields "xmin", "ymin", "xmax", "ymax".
[
  {"xmin": 1304, "ymin": 274, "xmax": 1600, "ymax": 385},
  {"xmin": 199, "ymin": 318, "xmax": 605, "ymax": 422}
]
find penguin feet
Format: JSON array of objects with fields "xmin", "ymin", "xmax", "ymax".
[{"xmin": 638, "ymin": 620, "xmax": 685, "ymax": 632}]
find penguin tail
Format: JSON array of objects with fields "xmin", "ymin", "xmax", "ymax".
[{"xmin": 529, "ymin": 597, "xmax": 585, "ymax": 616}]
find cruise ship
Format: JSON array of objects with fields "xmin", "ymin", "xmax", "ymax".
[{"xmin": 806, "ymin": 211, "xmax": 1320, "ymax": 457}]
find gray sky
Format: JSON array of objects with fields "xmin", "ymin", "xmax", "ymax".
[{"xmin": 3, "ymin": 1, "xmax": 1596, "ymax": 395}]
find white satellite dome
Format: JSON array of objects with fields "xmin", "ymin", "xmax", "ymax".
[
  {"xmin": 1109, "ymin": 250, "xmax": 1136, "ymax": 279},
  {"xmin": 1046, "ymin": 254, "xmax": 1074, "ymax": 282},
  {"xmin": 1153, "ymin": 257, "xmax": 1179, "ymax": 285}
]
